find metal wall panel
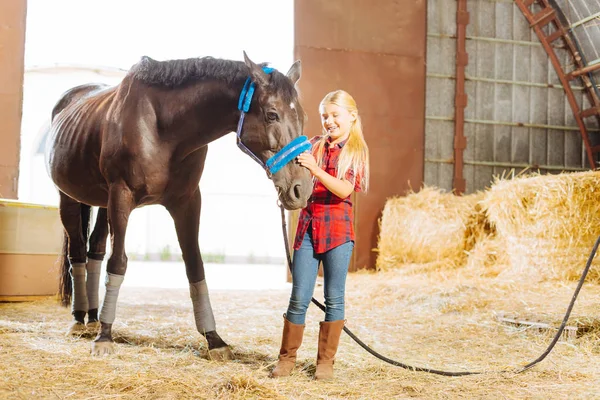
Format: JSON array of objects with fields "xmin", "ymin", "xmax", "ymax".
[
  {"xmin": 295, "ymin": 0, "xmax": 427, "ymax": 270},
  {"xmin": 425, "ymin": 0, "xmax": 458, "ymax": 192},
  {"xmin": 425, "ymin": 0, "xmax": 593, "ymax": 194}
]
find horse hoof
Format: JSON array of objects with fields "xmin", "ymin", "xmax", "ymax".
[
  {"xmin": 86, "ymin": 321, "xmax": 101, "ymax": 332},
  {"xmin": 91, "ymin": 341, "xmax": 115, "ymax": 356},
  {"xmin": 208, "ymin": 346, "xmax": 234, "ymax": 361},
  {"xmin": 67, "ymin": 321, "xmax": 87, "ymax": 336}
]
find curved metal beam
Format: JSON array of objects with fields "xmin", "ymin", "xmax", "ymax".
[
  {"xmin": 514, "ymin": 0, "xmax": 600, "ymax": 169},
  {"xmin": 547, "ymin": 0, "xmax": 600, "ymax": 101}
]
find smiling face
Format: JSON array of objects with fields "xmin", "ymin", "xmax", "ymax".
[
  {"xmin": 319, "ymin": 103, "xmax": 356, "ymax": 144},
  {"xmin": 239, "ymin": 54, "xmax": 312, "ymax": 210}
]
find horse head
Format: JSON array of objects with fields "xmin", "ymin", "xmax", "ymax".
[{"xmin": 238, "ymin": 52, "xmax": 313, "ymax": 210}]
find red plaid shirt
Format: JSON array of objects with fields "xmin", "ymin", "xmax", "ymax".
[{"xmin": 293, "ymin": 136, "xmax": 363, "ymax": 253}]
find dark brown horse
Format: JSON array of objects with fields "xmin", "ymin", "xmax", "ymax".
[{"xmin": 47, "ymin": 52, "xmax": 312, "ymax": 357}]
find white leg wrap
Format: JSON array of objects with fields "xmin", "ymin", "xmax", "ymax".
[
  {"xmin": 71, "ymin": 262, "xmax": 88, "ymax": 313},
  {"xmin": 99, "ymin": 273, "xmax": 124, "ymax": 324},
  {"xmin": 86, "ymin": 259, "xmax": 103, "ymax": 310},
  {"xmin": 190, "ymin": 280, "xmax": 216, "ymax": 333}
]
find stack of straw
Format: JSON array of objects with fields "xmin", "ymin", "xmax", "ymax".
[
  {"xmin": 375, "ymin": 187, "xmax": 487, "ymax": 271},
  {"xmin": 481, "ymin": 170, "xmax": 600, "ymax": 282}
]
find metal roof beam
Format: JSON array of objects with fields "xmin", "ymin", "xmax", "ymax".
[{"xmin": 569, "ymin": 12, "xmax": 600, "ymax": 30}]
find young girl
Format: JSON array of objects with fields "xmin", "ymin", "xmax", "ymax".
[{"xmin": 271, "ymin": 90, "xmax": 369, "ymax": 380}]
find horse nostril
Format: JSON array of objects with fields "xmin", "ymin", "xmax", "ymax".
[
  {"xmin": 292, "ymin": 183, "xmax": 301, "ymax": 201},
  {"xmin": 286, "ymin": 179, "xmax": 308, "ymax": 204}
]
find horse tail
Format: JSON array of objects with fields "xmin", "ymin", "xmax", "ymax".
[
  {"xmin": 58, "ymin": 231, "xmax": 71, "ymax": 307},
  {"xmin": 58, "ymin": 203, "xmax": 92, "ymax": 307}
]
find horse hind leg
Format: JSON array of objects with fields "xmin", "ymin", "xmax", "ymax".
[
  {"xmin": 167, "ymin": 189, "xmax": 234, "ymax": 361},
  {"xmin": 58, "ymin": 192, "xmax": 91, "ymax": 335},
  {"xmin": 85, "ymin": 207, "xmax": 109, "ymax": 332}
]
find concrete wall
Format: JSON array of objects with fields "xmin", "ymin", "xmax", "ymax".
[{"xmin": 0, "ymin": 1, "xmax": 27, "ymax": 199}]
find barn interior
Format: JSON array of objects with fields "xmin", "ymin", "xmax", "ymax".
[{"xmin": 2, "ymin": 1, "xmax": 600, "ymax": 398}]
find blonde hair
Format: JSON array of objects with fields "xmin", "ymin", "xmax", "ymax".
[{"xmin": 313, "ymin": 90, "xmax": 370, "ymax": 192}]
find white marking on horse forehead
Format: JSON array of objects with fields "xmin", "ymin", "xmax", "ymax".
[{"xmin": 290, "ymin": 102, "xmax": 295, "ymax": 109}]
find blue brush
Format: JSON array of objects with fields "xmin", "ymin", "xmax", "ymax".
[{"xmin": 266, "ymin": 135, "xmax": 311, "ymax": 175}]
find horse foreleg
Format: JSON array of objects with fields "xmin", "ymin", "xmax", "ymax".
[
  {"xmin": 86, "ymin": 207, "xmax": 109, "ymax": 332},
  {"xmin": 167, "ymin": 189, "xmax": 234, "ymax": 361},
  {"xmin": 92, "ymin": 184, "xmax": 133, "ymax": 356},
  {"xmin": 59, "ymin": 192, "xmax": 91, "ymax": 335}
]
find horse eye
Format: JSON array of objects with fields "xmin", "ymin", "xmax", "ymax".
[{"xmin": 267, "ymin": 112, "xmax": 279, "ymax": 122}]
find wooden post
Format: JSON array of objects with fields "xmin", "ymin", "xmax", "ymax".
[{"xmin": 0, "ymin": 1, "xmax": 27, "ymax": 199}]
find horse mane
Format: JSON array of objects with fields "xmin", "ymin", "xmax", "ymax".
[
  {"xmin": 129, "ymin": 56, "xmax": 296, "ymax": 101},
  {"xmin": 130, "ymin": 56, "xmax": 258, "ymax": 88}
]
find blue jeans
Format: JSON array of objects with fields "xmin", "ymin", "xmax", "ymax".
[{"xmin": 285, "ymin": 229, "xmax": 354, "ymax": 325}]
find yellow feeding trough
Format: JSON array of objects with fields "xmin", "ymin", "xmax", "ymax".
[{"xmin": 0, "ymin": 199, "xmax": 63, "ymax": 301}]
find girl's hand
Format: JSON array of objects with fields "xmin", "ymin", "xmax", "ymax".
[{"xmin": 297, "ymin": 152, "xmax": 321, "ymax": 176}]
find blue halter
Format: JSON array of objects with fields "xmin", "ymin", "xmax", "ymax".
[{"xmin": 236, "ymin": 67, "xmax": 311, "ymax": 177}]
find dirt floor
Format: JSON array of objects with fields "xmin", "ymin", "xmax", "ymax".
[{"xmin": 2, "ymin": 265, "xmax": 600, "ymax": 399}]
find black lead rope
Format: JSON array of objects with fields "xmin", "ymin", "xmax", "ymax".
[{"xmin": 278, "ymin": 204, "xmax": 600, "ymax": 376}]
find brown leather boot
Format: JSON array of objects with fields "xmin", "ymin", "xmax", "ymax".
[
  {"xmin": 314, "ymin": 319, "xmax": 345, "ymax": 380},
  {"xmin": 271, "ymin": 316, "xmax": 305, "ymax": 377}
]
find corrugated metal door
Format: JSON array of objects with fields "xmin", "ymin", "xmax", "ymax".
[{"xmin": 425, "ymin": 0, "xmax": 597, "ymax": 194}]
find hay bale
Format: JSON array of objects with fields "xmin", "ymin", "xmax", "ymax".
[
  {"xmin": 464, "ymin": 233, "xmax": 509, "ymax": 278},
  {"xmin": 375, "ymin": 187, "xmax": 488, "ymax": 271},
  {"xmin": 481, "ymin": 170, "xmax": 600, "ymax": 282}
]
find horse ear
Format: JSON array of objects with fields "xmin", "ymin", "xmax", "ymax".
[
  {"xmin": 286, "ymin": 60, "xmax": 301, "ymax": 86},
  {"xmin": 243, "ymin": 51, "xmax": 269, "ymax": 86}
]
